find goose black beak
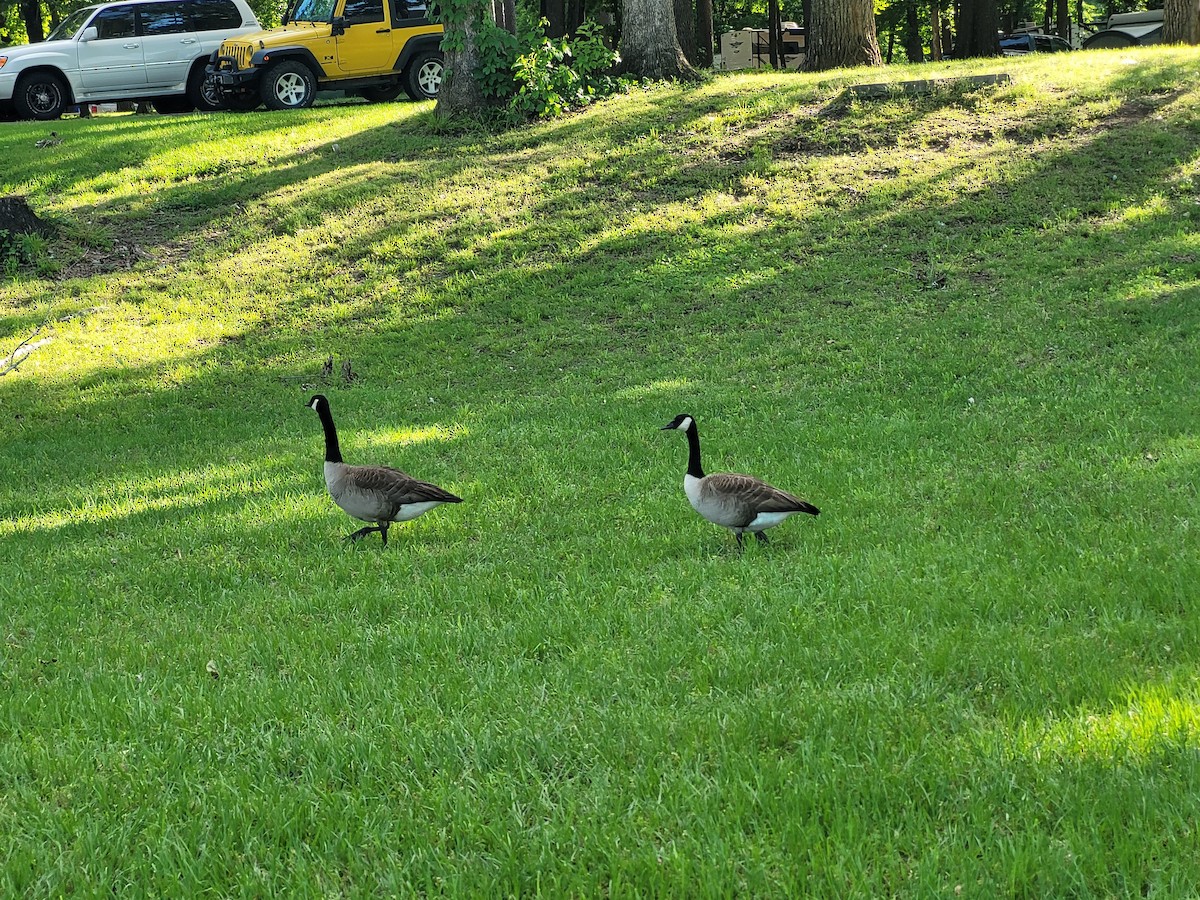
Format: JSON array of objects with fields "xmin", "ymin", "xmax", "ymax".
[{"xmin": 660, "ymin": 423, "xmax": 675, "ymax": 431}]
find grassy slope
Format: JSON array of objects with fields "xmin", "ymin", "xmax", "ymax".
[{"xmin": 1, "ymin": 49, "xmax": 1199, "ymax": 895}]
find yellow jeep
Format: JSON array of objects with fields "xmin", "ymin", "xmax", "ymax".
[{"xmin": 205, "ymin": 0, "xmax": 442, "ymax": 110}]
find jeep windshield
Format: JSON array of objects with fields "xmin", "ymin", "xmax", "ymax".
[
  {"xmin": 46, "ymin": 5, "xmax": 99, "ymax": 40},
  {"xmin": 288, "ymin": 0, "xmax": 337, "ymax": 22}
]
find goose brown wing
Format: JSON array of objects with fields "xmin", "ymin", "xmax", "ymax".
[
  {"xmin": 706, "ymin": 473, "xmax": 820, "ymax": 518},
  {"xmin": 349, "ymin": 465, "xmax": 463, "ymax": 508}
]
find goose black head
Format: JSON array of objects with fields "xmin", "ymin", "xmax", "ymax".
[
  {"xmin": 662, "ymin": 414, "xmax": 696, "ymax": 432},
  {"xmin": 308, "ymin": 394, "xmax": 329, "ymax": 412}
]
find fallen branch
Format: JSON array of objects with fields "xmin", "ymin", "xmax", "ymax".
[{"xmin": 0, "ymin": 328, "xmax": 52, "ymax": 375}]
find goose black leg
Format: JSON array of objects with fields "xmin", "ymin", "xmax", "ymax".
[
  {"xmin": 379, "ymin": 522, "xmax": 390, "ymax": 547},
  {"xmin": 755, "ymin": 532, "xmax": 770, "ymax": 545},
  {"xmin": 346, "ymin": 525, "xmax": 381, "ymax": 543},
  {"xmin": 735, "ymin": 532, "xmax": 745, "ymax": 551}
]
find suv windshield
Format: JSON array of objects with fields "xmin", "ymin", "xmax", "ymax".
[
  {"xmin": 289, "ymin": 0, "xmax": 336, "ymax": 21},
  {"xmin": 46, "ymin": 5, "xmax": 99, "ymax": 40}
]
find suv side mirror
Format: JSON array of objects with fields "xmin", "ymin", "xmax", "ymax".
[
  {"xmin": 79, "ymin": 25, "xmax": 99, "ymax": 41},
  {"xmin": 331, "ymin": 15, "xmax": 345, "ymax": 34}
]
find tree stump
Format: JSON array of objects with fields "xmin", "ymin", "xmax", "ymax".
[{"xmin": 0, "ymin": 196, "xmax": 55, "ymax": 238}]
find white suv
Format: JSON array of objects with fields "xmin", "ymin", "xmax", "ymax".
[{"xmin": 0, "ymin": 0, "xmax": 260, "ymax": 120}]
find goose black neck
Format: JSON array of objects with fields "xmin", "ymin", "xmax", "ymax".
[
  {"xmin": 315, "ymin": 403, "xmax": 343, "ymax": 464},
  {"xmin": 685, "ymin": 422, "xmax": 705, "ymax": 479}
]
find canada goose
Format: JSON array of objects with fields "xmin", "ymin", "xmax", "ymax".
[
  {"xmin": 307, "ymin": 394, "xmax": 462, "ymax": 546},
  {"xmin": 661, "ymin": 413, "xmax": 819, "ymax": 548}
]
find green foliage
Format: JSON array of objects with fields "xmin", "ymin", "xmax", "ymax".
[
  {"xmin": 481, "ymin": 17, "xmax": 622, "ymax": 119},
  {"xmin": 476, "ymin": 18, "xmax": 522, "ymax": 99},
  {"xmin": 426, "ymin": 0, "xmax": 470, "ymax": 52},
  {"xmin": 246, "ymin": 0, "xmax": 288, "ymax": 28},
  {"xmin": 0, "ymin": 229, "xmax": 49, "ymax": 277},
  {"xmin": 510, "ymin": 32, "xmax": 582, "ymax": 117}
]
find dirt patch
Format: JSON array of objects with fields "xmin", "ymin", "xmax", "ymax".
[{"xmin": 57, "ymin": 238, "xmax": 152, "ymax": 279}]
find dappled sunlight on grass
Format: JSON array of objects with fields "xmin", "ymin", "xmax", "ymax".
[
  {"xmin": 612, "ymin": 378, "xmax": 694, "ymax": 402},
  {"xmin": 1012, "ymin": 683, "xmax": 1200, "ymax": 765},
  {"xmin": 2, "ymin": 47, "xmax": 1200, "ymax": 896},
  {"xmin": 353, "ymin": 422, "xmax": 469, "ymax": 452},
  {"xmin": 0, "ymin": 459, "xmax": 290, "ymax": 536}
]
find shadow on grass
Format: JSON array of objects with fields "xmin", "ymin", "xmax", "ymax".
[{"xmin": 0, "ymin": 52, "xmax": 1197, "ymax": 734}]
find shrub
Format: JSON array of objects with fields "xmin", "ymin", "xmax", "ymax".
[{"xmin": 478, "ymin": 17, "xmax": 623, "ymax": 121}]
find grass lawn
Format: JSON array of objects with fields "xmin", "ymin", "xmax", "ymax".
[{"xmin": 2, "ymin": 47, "xmax": 1199, "ymax": 895}]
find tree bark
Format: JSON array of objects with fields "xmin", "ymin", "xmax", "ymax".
[
  {"xmin": 436, "ymin": 0, "xmax": 494, "ymax": 119},
  {"xmin": 930, "ymin": 0, "xmax": 943, "ymax": 58},
  {"xmin": 695, "ymin": 0, "xmax": 714, "ymax": 66},
  {"xmin": 954, "ymin": 0, "xmax": 1000, "ymax": 57},
  {"xmin": 804, "ymin": 0, "xmax": 882, "ymax": 70},
  {"xmin": 541, "ymin": 0, "xmax": 566, "ymax": 36},
  {"xmin": 0, "ymin": 196, "xmax": 54, "ymax": 238},
  {"xmin": 768, "ymin": 0, "xmax": 781, "ymax": 66},
  {"xmin": 674, "ymin": 0, "xmax": 696, "ymax": 63},
  {"xmin": 1055, "ymin": 0, "xmax": 1069, "ymax": 37},
  {"xmin": 20, "ymin": 0, "xmax": 45, "ymax": 42},
  {"xmin": 1163, "ymin": 0, "xmax": 1200, "ymax": 43},
  {"xmin": 904, "ymin": 0, "xmax": 924, "ymax": 60},
  {"xmin": 492, "ymin": 0, "xmax": 514, "ymax": 32},
  {"xmin": 618, "ymin": 0, "xmax": 700, "ymax": 79},
  {"xmin": 566, "ymin": 0, "xmax": 584, "ymax": 33}
]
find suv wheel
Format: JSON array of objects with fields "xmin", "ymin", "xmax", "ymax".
[
  {"xmin": 404, "ymin": 52, "xmax": 443, "ymax": 101},
  {"xmin": 14, "ymin": 72, "xmax": 68, "ymax": 121},
  {"xmin": 187, "ymin": 64, "xmax": 221, "ymax": 113},
  {"xmin": 261, "ymin": 60, "xmax": 316, "ymax": 110}
]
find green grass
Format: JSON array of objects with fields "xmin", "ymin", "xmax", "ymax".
[{"xmin": 1, "ymin": 48, "xmax": 1199, "ymax": 895}]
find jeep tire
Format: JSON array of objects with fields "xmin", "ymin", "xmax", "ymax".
[
  {"xmin": 261, "ymin": 60, "xmax": 317, "ymax": 110},
  {"xmin": 14, "ymin": 72, "xmax": 68, "ymax": 121},
  {"xmin": 362, "ymin": 82, "xmax": 405, "ymax": 103},
  {"xmin": 404, "ymin": 51, "xmax": 443, "ymax": 101},
  {"xmin": 220, "ymin": 92, "xmax": 262, "ymax": 111}
]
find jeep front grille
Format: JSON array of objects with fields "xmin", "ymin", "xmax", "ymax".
[{"xmin": 218, "ymin": 41, "xmax": 255, "ymax": 70}]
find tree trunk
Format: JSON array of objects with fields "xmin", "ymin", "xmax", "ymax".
[
  {"xmin": 674, "ymin": 0, "xmax": 696, "ymax": 62},
  {"xmin": 436, "ymin": 1, "xmax": 495, "ymax": 119},
  {"xmin": 804, "ymin": 0, "xmax": 882, "ymax": 70},
  {"xmin": 1055, "ymin": 0, "xmax": 1069, "ymax": 37},
  {"xmin": 542, "ymin": 0, "xmax": 566, "ymax": 37},
  {"xmin": 618, "ymin": 0, "xmax": 700, "ymax": 79},
  {"xmin": 695, "ymin": 0, "xmax": 714, "ymax": 66},
  {"xmin": 20, "ymin": 0, "xmax": 44, "ymax": 42},
  {"xmin": 904, "ymin": 1, "xmax": 923, "ymax": 60},
  {"xmin": 954, "ymin": 0, "xmax": 1000, "ymax": 57},
  {"xmin": 492, "ymin": 0, "xmax": 514, "ymax": 32},
  {"xmin": 566, "ymin": 0, "xmax": 584, "ymax": 33},
  {"xmin": 930, "ymin": 0, "xmax": 943, "ymax": 58},
  {"xmin": 0, "ymin": 197, "xmax": 54, "ymax": 238},
  {"xmin": 768, "ymin": 0, "xmax": 781, "ymax": 66},
  {"xmin": 1163, "ymin": 0, "xmax": 1200, "ymax": 43}
]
